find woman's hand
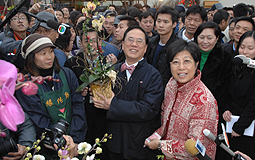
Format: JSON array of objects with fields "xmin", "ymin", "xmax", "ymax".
[
  {"xmin": 223, "ymin": 110, "xmax": 232, "ymax": 122},
  {"xmin": 81, "ymin": 87, "xmax": 88, "ymax": 97},
  {"xmin": 234, "ymin": 151, "xmax": 252, "ymax": 160},
  {"xmin": 231, "ymin": 130, "xmax": 241, "ymax": 137},
  {"xmin": 144, "ymin": 139, "xmax": 160, "ymax": 150}
]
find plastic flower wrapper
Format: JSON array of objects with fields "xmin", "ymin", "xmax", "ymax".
[
  {"xmin": 0, "ymin": 60, "xmax": 24, "ymax": 131},
  {"xmin": 106, "ymin": 70, "xmax": 116, "ymax": 87}
]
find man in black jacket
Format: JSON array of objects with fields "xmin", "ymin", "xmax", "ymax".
[
  {"xmin": 145, "ymin": 6, "xmax": 179, "ymax": 87},
  {"xmin": 93, "ymin": 26, "xmax": 164, "ymax": 160}
]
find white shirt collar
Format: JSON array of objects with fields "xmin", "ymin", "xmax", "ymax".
[{"xmin": 182, "ymin": 29, "xmax": 194, "ymax": 42}]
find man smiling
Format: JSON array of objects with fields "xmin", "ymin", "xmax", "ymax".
[{"xmin": 92, "ymin": 26, "xmax": 164, "ymax": 160}]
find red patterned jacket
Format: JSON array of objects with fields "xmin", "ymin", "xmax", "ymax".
[{"xmin": 148, "ymin": 70, "xmax": 218, "ymax": 160}]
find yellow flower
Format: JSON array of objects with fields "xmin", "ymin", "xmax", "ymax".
[
  {"xmin": 92, "ymin": 19, "xmax": 98, "ymax": 29},
  {"xmin": 95, "ymin": 138, "xmax": 100, "ymax": 143},
  {"xmin": 87, "ymin": 2, "xmax": 96, "ymax": 11},
  {"xmin": 103, "ymin": 138, "xmax": 107, "ymax": 142},
  {"xmin": 26, "ymin": 153, "xmax": 32, "ymax": 158},
  {"xmin": 95, "ymin": 147, "xmax": 102, "ymax": 154}
]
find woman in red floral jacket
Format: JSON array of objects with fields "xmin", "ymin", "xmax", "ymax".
[{"xmin": 144, "ymin": 39, "xmax": 219, "ymax": 160}]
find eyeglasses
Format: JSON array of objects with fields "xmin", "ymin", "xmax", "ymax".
[
  {"xmin": 125, "ymin": 37, "xmax": 145, "ymax": 46},
  {"xmin": 170, "ymin": 59, "xmax": 194, "ymax": 68},
  {"xmin": 36, "ymin": 29, "xmax": 55, "ymax": 35},
  {"xmin": 11, "ymin": 17, "xmax": 27, "ymax": 22},
  {"xmin": 85, "ymin": 38, "xmax": 97, "ymax": 44}
]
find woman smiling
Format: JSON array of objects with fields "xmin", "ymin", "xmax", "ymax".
[
  {"xmin": 15, "ymin": 33, "xmax": 87, "ymax": 159},
  {"xmin": 144, "ymin": 39, "xmax": 218, "ymax": 159}
]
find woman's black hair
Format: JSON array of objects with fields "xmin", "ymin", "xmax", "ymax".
[
  {"xmin": 194, "ymin": 22, "xmax": 222, "ymax": 49},
  {"xmin": 55, "ymin": 23, "xmax": 73, "ymax": 51},
  {"xmin": 25, "ymin": 51, "xmax": 60, "ymax": 76},
  {"xmin": 55, "ymin": 9, "xmax": 64, "ymax": 17},
  {"xmin": 237, "ymin": 30, "xmax": 255, "ymax": 57},
  {"xmin": 166, "ymin": 39, "xmax": 201, "ymax": 64},
  {"xmin": 233, "ymin": 30, "xmax": 255, "ymax": 78}
]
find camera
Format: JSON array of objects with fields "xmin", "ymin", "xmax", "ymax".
[
  {"xmin": 40, "ymin": 4, "xmax": 50, "ymax": 10},
  {"xmin": 43, "ymin": 119, "xmax": 69, "ymax": 150},
  {"xmin": 0, "ymin": 137, "xmax": 18, "ymax": 157}
]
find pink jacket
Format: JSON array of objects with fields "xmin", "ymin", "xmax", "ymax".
[{"xmin": 148, "ymin": 71, "xmax": 218, "ymax": 159}]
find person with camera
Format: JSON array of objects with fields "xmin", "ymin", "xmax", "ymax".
[
  {"xmin": 0, "ymin": 114, "xmax": 36, "ymax": 160},
  {"xmin": 15, "ymin": 33, "xmax": 87, "ymax": 159}
]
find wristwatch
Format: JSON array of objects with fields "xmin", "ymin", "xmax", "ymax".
[{"xmin": 158, "ymin": 140, "xmax": 161, "ymax": 150}]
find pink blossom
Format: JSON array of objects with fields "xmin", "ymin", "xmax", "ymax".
[
  {"xmin": 0, "ymin": 60, "xmax": 25, "ymax": 131},
  {"xmin": 21, "ymin": 81, "xmax": 38, "ymax": 95}
]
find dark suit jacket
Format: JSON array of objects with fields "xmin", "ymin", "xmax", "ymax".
[
  {"xmin": 106, "ymin": 58, "xmax": 164, "ymax": 159},
  {"xmin": 145, "ymin": 33, "xmax": 176, "ymax": 87}
]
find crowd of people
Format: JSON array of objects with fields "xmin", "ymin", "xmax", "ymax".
[{"xmin": 0, "ymin": 1, "xmax": 255, "ymax": 160}]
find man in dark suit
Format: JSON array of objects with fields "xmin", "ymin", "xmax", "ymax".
[{"xmin": 93, "ymin": 26, "xmax": 164, "ymax": 160}]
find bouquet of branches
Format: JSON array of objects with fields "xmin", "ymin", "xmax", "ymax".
[{"xmin": 75, "ymin": 1, "xmax": 117, "ymax": 100}]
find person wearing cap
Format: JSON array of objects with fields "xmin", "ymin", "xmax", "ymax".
[
  {"xmin": 15, "ymin": 33, "xmax": 87, "ymax": 159},
  {"xmin": 211, "ymin": 2, "xmax": 224, "ymax": 16},
  {"xmin": 0, "ymin": 7, "xmax": 31, "ymax": 72},
  {"xmin": 103, "ymin": 11, "xmax": 117, "ymax": 42},
  {"xmin": 33, "ymin": 11, "xmax": 67, "ymax": 67}
]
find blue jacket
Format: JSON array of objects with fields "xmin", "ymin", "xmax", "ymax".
[
  {"xmin": 15, "ymin": 67, "xmax": 87, "ymax": 143},
  {"xmin": 106, "ymin": 59, "xmax": 164, "ymax": 159},
  {"xmin": 102, "ymin": 40, "xmax": 119, "ymax": 57}
]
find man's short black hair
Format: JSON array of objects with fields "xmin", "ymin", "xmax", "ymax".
[
  {"xmin": 155, "ymin": 6, "xmax": 179, "ymax": 24},
  {"xmin": 143, "ymin": 5, "xmax": 150, "ymax": 10},
  {"xmin": 119, "ymin": 16, "xmax": 139, "ymax": 27},
  {"xmin": 123, "ymin": 25, "xmax": 149, "ymax": 45},
  {"xmin": 233, "ymin": 3, "xmax": 249, "ymax": 17},
  {"xmin": 109, "ymin": 4, "xmax": 116, "ymax": 10},
  {"xmin": 7, "ymin": 7, "xmax": 31, "ymax": 25},
  {"xmin": 186, "ymin": 5, "xmax": 207, "ymax": 21},
  {"xmin": 213, "ymin": 10, "xmax": 229, "ymax": 24},
  {"xmin": 235, "ymin": 16, "xmax": 255, "ymax": 30},
  {"xmin": 119, "ymin": 9, "xmax": 127, "ymax": 15},
  {"xmin": 129, "ymin": 9, "xmax": 143, "ymax": 18},
  {"xmin": 139, "ymin": 12, "xmax": 155, "ymax": 21}
]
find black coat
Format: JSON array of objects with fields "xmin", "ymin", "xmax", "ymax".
[
  {"xmin": 145, "ymin": 33, "xmax": 176, "ymax": 87},
  {"xmin": 106, "ymin": 59, "xmax": 164, "ymax": 159},
  {"xmin": 223, "ymin": 65, "xmax": 255, "ymax": 159},
  {"xmin": 198, "ymin": 45, "xmax": 232, "ymax": 107}
]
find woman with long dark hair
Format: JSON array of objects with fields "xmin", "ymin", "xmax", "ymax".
[{"xmin": 223, "ymin": 30, "xmax": 255, "ymax": 159}]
